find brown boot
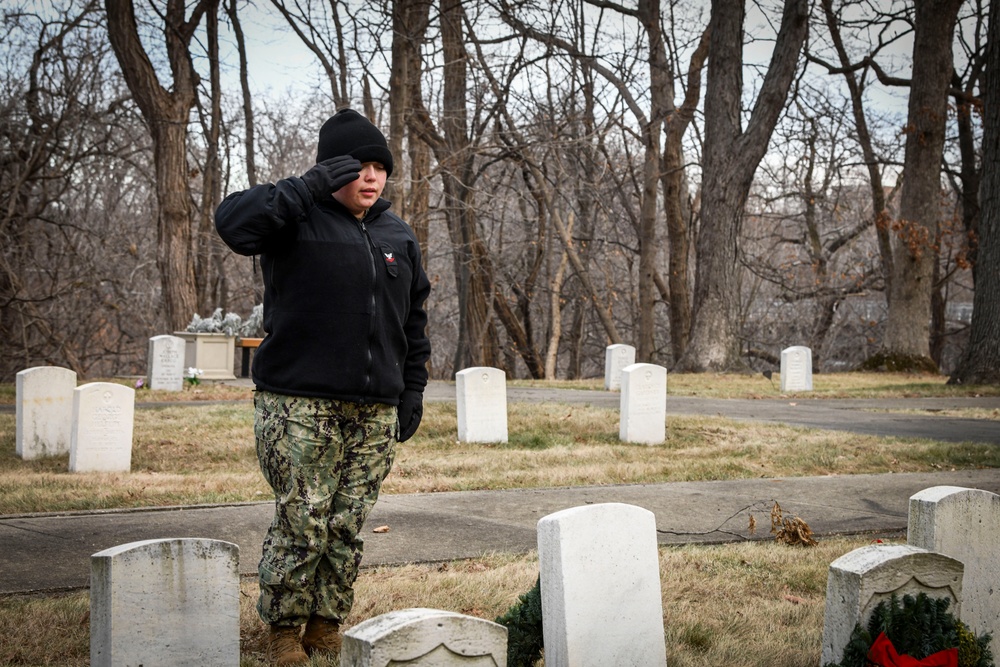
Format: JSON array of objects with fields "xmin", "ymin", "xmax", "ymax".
[
  {"xmin": 266, "ymin": 625, "xmax": 309, "ymax": 666},
  {"xmin": 302, "ymin": 615, "xmax": 342, "ymax": 657}
]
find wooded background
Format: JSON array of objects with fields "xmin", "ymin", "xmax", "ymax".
[{"xmin": 2, "ymin": 0, "xmax": 998, "ymax": 385}]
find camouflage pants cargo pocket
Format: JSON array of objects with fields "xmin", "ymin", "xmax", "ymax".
[{"xmin": 253, "ymin": 391, "xmax": 397, "ymax": 627}]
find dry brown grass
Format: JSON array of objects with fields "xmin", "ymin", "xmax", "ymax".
[
  {"xmin": 0, "ymin": 373, "xmax": 995, "ymax": 665},
  {"xmin": 2, "ymin": 399, "xmax": 998, "ymax": 514},
  {"xmin": 0, "ymin": 536, "xmax": 885, "ymax": 666}
]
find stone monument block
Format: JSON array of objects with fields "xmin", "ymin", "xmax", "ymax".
[
  {"xmin": 342, "ymin": 608, "xmax": 507, "ymax": 666},
  {"xmin": 619, "ymin": 363, "xmax": 667, "ymax": 445},
  {"xmin": 821, "ymin": 544, "xmax": 963, "ymax": 666},
  {"xmin": 909, "ymin": 486, "xmax": 1000, "ymax": 658},
  {"xmin": 780, "ymin": 345, "xmax": 813, "ymax": 392},
  {"xmin": 537, "ymin": 503, "xmax": 667, "ymax": 667},
  {"xmin": 15, "ymin": 366, "xmax": 76, "ymax": 459},
  {"xmin": 69, "ymin": 382, "xmax": 135, "ymax": 473},
  {"xmin": 147, "ymin": 334, "xmax": 186, "ymax": 391},
  {"xmin": 456, "ymin": 367, "xmax": 508, "ymax": 443},
  {"xmin": 604, "ymin": 344, "xmax": 636, "ymax": 391},
  {"xmin": 90, "ymin": 538, "xmax": 240, "ymax": 667},
  {"xmin": 173, "ymin": 331, "xmax": 236, "ymax": 381}
]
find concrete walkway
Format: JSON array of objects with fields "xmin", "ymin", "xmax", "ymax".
[{"xmin": 1, "ymin": 383, "xmax": 998, "ymax": 596}]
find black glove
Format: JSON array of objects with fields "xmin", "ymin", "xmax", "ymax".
[
  {"xmin": 397, "ymin": 389, "xmax": 424, "ymax": 442},
  {"xmin": 300, "ymin": 156, "xmax": 361, "ymax": 202}
]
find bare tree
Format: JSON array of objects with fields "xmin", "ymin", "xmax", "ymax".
[
  {"xmin": 225, "ymin": 0, "xmax": 257, "ymax": 187},
  {"xmin": 407, "ymin": 0, "xmax": 503, "ymax": 371},
  {"xmin": 269, "ymin": 0, "xmax": 350, "ymax": 108},
  {"xmin": 949, "ymin": 0, "xmax": 1000, "ymax": 385},
  {"xmin": 743, "ymin": 87, "xmax": 886, "ymax": 370},
  {"xmin": 495, "ymin": 0, "xmax": 709, "ymax": 365},
  {"xmin": 661, "ymin": 25, "xmax": 709, "ymax": 362},
  {"xmin": 877, "ymin": 0, "xmax": 963, "ymax": 371},
  {"xmin": 104, "ymin": 0, "xmax": 213, "ymax": 330},
  {"xmin": 809, "ymin": 0, "xmax": 901, "ymax": 293},
  {"xmin": 674, "ymin": 0, "xmax": 809, "ymax": 372},
  {"xmin": 1, "ymin": 0, "xmax": 162, "ymax": 380}
]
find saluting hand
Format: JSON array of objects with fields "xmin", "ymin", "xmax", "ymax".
[{"xmin": 300, "ymin": 156, "xmax": 362, "ymax": 202}]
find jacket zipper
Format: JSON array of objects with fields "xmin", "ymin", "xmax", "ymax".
[{"xmin": 358, "ymin": 217, "xmax": 378, "ymax": 398}]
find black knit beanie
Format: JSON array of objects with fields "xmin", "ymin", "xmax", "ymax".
[{"xmin": 316, "ymin": 109, "xmax": 393, "ymax": 176}]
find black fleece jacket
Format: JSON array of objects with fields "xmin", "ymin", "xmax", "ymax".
[{"xmin": 214, "ymin": 175, "xmax": 430, "ymax": 405}]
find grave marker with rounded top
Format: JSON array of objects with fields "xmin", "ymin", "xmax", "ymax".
[
  {"xmin": 15, "ymin": 366, "xmax": 76, "ymax": 459},
  {"xmin": 821, "ymin": 544, "xmax": 963, "ymax": 666},
  {"xmin": 147, "ymin": 334, "xmax": 186, "ymax": 391},
  {"xmin": 90, "ymin": 538, "xmax": 240, "ymax": 667},
  {"xmin": 341, "ymin": 607, "xmax": 508, "ymax": 666},
  {"xmin": 619, "ymin": 363, "xmax": 667, "ymax": 445},
  {"xmin": 69, "ymin": 382, "xmax": 135, "ymax": 473},
  {"xmin": 456, "ymin": 366, "xmax": 508, "ymax": 443},
  {"xmin": 780, "ymin": 345, "xmax": 813, "ymax": 391},
  {"xmin": 604, "ymin": 343, "xmax": 636, "ymax": 391},
  {"xmin": 909, "ymin": 486, "xmax": 1000, "ymax": 659},
  {"xmin": 537, "ymin": 502, "xmax": 667, "ymax": 667}
]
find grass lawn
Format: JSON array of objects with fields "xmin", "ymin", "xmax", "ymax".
[{"xmin": 0, "ymin": 371, "xmax": 996, "ymax": 665}]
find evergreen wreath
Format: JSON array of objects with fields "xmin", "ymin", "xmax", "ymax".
[
  {"xmin": 824, "ymin": 592, "xmax": 994, "ymax": 667},
  {"xmin": 495, "ymin": 576, "xmax": 544, "ymax": 667}
]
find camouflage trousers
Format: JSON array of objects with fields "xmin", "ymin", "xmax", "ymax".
[{"xmin": 253, "ymin": 390, "xmax": 398, "ymax": 627}]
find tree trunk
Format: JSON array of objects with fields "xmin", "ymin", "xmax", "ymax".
[
  {"xmin": 389, "ymin": 0, "xmax": 432, "ymax": 250},
  {"xmin": 546, "ymin": 219, "xmax": 572, "ymax": 379},
  {"xmin": 674, "ymin": 0, "xmax": 808, "ymax": 372},
  {"xmin": 880, "ymin": 0, "xmax": 962, "ymax": 369},
  {"xmin": 634, "ymin": 0, "xmax": 665, "ymax": 364},
  {"xmin": 226, "ymin": 0, "xmax": 256, "ymax": 187},
  {"xmin": 196, "ymin": 0, "xmax": 223, "ymax": 313},
  {"xmin": 661, "ymin": 28, "xmax": 709, "ymax": 363},
  {"xmin": 388, "ymin": 0, "xmax": 421, "ymax": 210},
  {"xmin": 105, "ymin": 0, "xmax": 207, "ymax": 330},
  {"xmin": 437, "ymin": 0, "xmax": 497, "ymax": 371},
  {"xmin": 949, "ymin": 1, "xmax": 1000, "ymax": 385}
]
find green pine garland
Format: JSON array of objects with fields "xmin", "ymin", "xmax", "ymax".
[
  {"xmin": 824, "ymin": 592, "xmax": 994, "ymax": 667},
  {"xmin": 495, "ymin": 576, "xmax": 544, "ymax": 667}
]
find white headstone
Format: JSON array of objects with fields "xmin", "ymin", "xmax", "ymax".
[
  {"xmin": 619, "ymin": 363, "xmax": 667, "ymax": 445},
  {"xmin": 147, "ymin": 334, "xmax": 186, "ymax": 391},
  {"xmin": 780, "ymin": 345, "xmax": 813, "ymax": 391},
  {"xmin": 456, "ymin": 367, "xmax": 508, "ymax": 443},
  {"xmin": 15, "ymin": 366, "xmax": 77, "ymax": 460},
  {"xmin": 909, "ymin": 486, "xmax": 1000, "ymax": 658},
  {"xmin": 90, "ymin": 538, "xmax": 240, "ymax": 667},
  {"xmin": 69, "ymin": 382, "xmax": 135, "ymax": 473},
  {"xmin": 342, "ymin": 608, "xmax": 507, "ymax": 667},
  {"xmin": 604, "ymin": 344, "xmax": 636, "ymax": 391},
  {"xmin": 820, "ymin": 544, "xmax": 964, "ymax": 666},
  {"xmin": 537, "ymin": 503, "xmax": 667, "ymax": 667}
]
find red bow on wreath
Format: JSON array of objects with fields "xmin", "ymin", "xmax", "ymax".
[{"xmin": 867, "ymin": 632, "xmax": 958, "ymax": 667}]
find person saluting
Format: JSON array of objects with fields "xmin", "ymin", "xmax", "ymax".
[{"xmin": 215, "ymin": 108, "xmax": 430, "ymax": 666}]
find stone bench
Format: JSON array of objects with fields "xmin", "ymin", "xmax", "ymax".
[{"xmin": 235, "ymin": 337, "xmax": 263, "ymax": 378}]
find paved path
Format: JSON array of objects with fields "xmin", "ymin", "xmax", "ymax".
[
  {"xmin": 429, "ymin": 382, "xmax": 1000, "ymax": 445},
  {"xmin": 1, "ymin": 383, "xmax": 998, "ymax": 596}
]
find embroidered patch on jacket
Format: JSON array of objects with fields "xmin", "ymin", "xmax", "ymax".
[{"xmin": 382, "ymin": 248, "xmax": 399, "ymax": 277}]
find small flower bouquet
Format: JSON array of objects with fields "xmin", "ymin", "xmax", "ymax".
[{"xmin": 184, "ymin": 367, "xmax": 204, "ymax": 387}]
